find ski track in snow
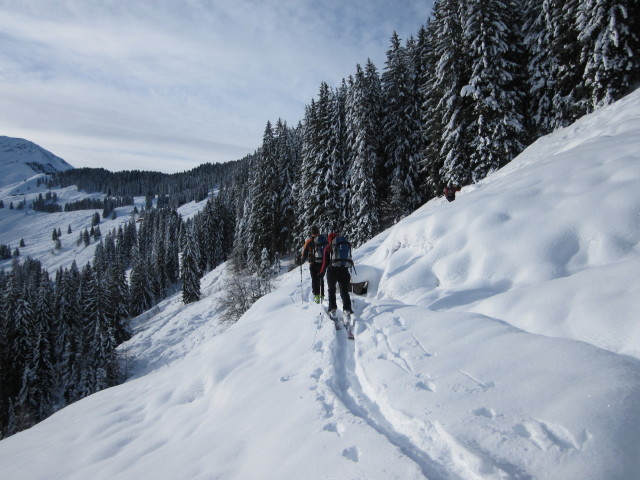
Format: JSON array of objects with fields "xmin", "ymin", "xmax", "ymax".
[
  {"xmin": 308, "ymin": 297, "xmax": 515, "ymax": 480},
  {"xmin": 308, "ymin": 293, "xmax": 594, "ymax": 479}
]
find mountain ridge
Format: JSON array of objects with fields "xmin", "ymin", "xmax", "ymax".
[{"xmin": 0, "ymin": 136, "xmax": 74, "ymax": 187}]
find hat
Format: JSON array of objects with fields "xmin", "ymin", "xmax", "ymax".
[
  {"xmin": 328, "ymin": 232, "xmax": 338, "ymax": 243},
  {"xmin": 310, "ymin": 225, "xmax": 320, "ymax": 235}
]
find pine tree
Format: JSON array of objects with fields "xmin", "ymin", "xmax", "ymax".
[
  {"xmin": 181, "ymin": 223, "xmax": 201, "ymax": 304},
  {"xmin": 577, "ymin": 0, "xmax": 640, "ymax": 109},
  {"xmin": 107, "ymin": 265, "xmax": 131, "ymax": 344},
  {"xmin": 298, "ymin": 101, "xmax": 323, "ymax": 233},
  {"xmin": 422, "ymin": 0, "xmax": 473, "ymax": 188},
  {"xmin": 239, "ymin": 122, "xmax": 283, "ymax": 268},
  {"xmin": 273, "ymin": 119, "xmax": 301, "ymax": 254},
  {"xmin": 299, "ymin": 84, "xmax": 342, "ymax": 235},
  {"xmin": 57, "ymin": 261, "xmax": 82, "ymax": 403},
  {"xmin": 382, "ymin": 31, "xmax": 424, "ymax": 223},
  {"xmin": 345, "ymin": 61, "xmax": 383, "ymax": 246},
  {"xmin": 165, "ymin": 211, "xmax": 181, "ymax": 284},
  {"xmin": 462, "ymin": 0, "xmax": 528, "ymax": 182},
  {"xmin": 524, "ymin": 0, "xmax": 588, "ymax": 134},
  {"xmin": 128, "ymin": 244, "xmax": 154, "ymax": 316},
  {"xmin": 18, "ymin": 271, "xmax": 55, "ymax": 427},
  {"xmin": 84, "ymin": 266, "xmax": 118, "ymax": 392},
  {"xmin": 1, "ymin": 271, "xmax": 21, "ymax": 435}
]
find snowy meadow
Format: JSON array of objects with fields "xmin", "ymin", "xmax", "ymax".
[{"xmin": 1, "ymin": 90, "xmax": 640, "ymax": 479}]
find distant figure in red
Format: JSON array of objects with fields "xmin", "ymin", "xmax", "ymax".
[{"xmin": 444, "ymin": 183, "xmax": 461, "ymax": 202}]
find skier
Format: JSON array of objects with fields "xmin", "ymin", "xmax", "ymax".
[
  {"xmin": 319, "ymin": 232, "xmax": 353, "ymax": 317},
  {"xmin": 298, "ymin": 225, "xmax": 326, "ymax": 303},
  {"xmin": 444, "ymin": 183, "xmax": 461, "ymax": 202}
]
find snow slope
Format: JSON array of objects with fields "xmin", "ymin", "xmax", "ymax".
[
  {"xmin": 1, "ymin": 89, "xmax": 640, "ymax": 479},
  {"xmin": 0, "ymin": 136, "xmax": 73, "ymax": 188}
]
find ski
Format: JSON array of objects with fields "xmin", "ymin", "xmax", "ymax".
[
  {"xmin": 344, "ymin": 313, "xmax": 355, "ymax": 340},
  {"xmin": 324, "ymin": 307, "xmax": 354, "ymax": 338},
  {"xmin": 326, "ymin": 308, "xmax": 341, "ymax": 330}
]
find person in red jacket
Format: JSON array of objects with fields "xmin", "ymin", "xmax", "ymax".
[
  {"xmin": 444, "ymin": 183, "xmax": 461, "ymax": 202},
  {"xmin": 320, "ymin": 232, "xmax": 353, "ymax": 316}
]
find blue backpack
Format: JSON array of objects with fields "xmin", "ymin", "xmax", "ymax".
[
  {"xmin": 312, "ymin": 234, "xmax": 328, "ymax": 263},
  {"xmin": 331, "ymin": 235, "xmax": 353, "ymax": 268}
]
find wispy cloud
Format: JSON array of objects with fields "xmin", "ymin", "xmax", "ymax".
[{"xmin": 0, "ymin": 0, "xmax": 432, "ymax": 172}]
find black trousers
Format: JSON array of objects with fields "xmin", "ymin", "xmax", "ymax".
[
  {"xmin": 326, "ymin": 266, "xmax": 352, "ymax": 312},
  {"xmin": 309, "ymin": 262, "xmax": 323, "ymax": 296}
]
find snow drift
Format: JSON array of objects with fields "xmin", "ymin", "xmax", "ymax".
[{"xmin": 1, "ymin": 89, "xmax": 640, "ymax": 479}]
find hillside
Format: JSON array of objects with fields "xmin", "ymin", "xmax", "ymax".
[
  {"xmin": 1, "ymin": 89, "xmax": 639, "ymax": 479},
  {"xmin": 0, "ymin": 136, "xmax": 74, "ymax": 188}
]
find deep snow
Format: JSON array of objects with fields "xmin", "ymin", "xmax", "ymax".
[{"xmin": 1, "ymin": 89, "xmax": 640, "ymax": 479}]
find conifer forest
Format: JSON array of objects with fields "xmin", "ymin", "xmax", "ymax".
[{"xmin": 1, "ymin": 0, "xmax": 638, "ymax": 437}]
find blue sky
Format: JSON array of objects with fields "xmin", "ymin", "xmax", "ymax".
[{"xmin": 0, "ymin": 0, "xmax": 433, "ymax": 173}]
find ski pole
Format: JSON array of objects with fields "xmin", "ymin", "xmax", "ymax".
[{"xmin": 300, "ymin": 262, "xmax": 303, "ymax": 305}]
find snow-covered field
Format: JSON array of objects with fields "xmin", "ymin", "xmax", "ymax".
[
  {"xmin": 0, "ymin": 178, "xmax": 211, "ymax": 273},
  {"xmin": 1, "ymin": 89, "xmax": 640, "ymax": 479}
]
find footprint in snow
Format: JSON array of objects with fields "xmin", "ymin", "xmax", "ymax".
[
  {"xmin": 342, "ymin": 446, "xmax": 359, "ymax": 462},
  {"xmin": 473, "ymin": 407, "xmax": 496, "ymax": 419},
  {"xmin": 415, "ymin": 379, "xmax": 436, "ymax": 392},
  {"xmin": 323, "ymin": 422, "xmax": 344, "ymax": 437}
]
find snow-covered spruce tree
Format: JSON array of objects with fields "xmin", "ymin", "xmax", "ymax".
[
  {"xmin": 297, "ymin": 101, "xmax": 321, "ymax": 236},
  {"xmin": 19, "ymin": 270, "xmax": 56, "ymax": 424},
  {"xmin": 298, "ymin": 83, "xmax": 344, "ymax": 236},
  {"xmin": 556, "ymin": 0, "xmax": 591, "ymax": 122},
  {"xmin": 523, "ymin": 0, "xmax": 562, "ymax": 137},
  {"xmin": 13, "ymin": 278, "xmax": 53, "ymax": 430},
  {"xmin": 325, "ymin": 82, "xmax": 350, "ymax": 232},
  {"xmin": 331, "ymin": 80, "xmax": 350, "ymax": 231},
  {"xmin": 181, "ymin": 222, "xmax": 201, "ymax": 304},
  {"xmin": 421, "ymin": 0, "xmax": 474, "ymax": 188},
  {"xmin": 164, "ymin": 211, "xmax": 181, "ymax": 284},
  {"xmin": 151, "ymin": 224, "xmax": 169, "ymax": 300},
  {"xmin": 273, "ymin": 119, "xmax": 300, "ymax": 255},
  {"xmin": 240, "ymin": 121, "xmax": 282, "ymax": 269},
  {"xmin": 0, "ymin": 270, "xmax": 8, "ymax": 434},
  {"xmin": 462, "ymin": 0, "xmax": 528, "ymax": 182},
  {"xmin": 577, "ymin": 0, "xmax": 640, "ymax": 110},
  {"xmin": 227, "ymin": 155, "xmax": 252, "ymax": 268},
  {"xmin": 345, "ymin": 61, "xmax": 383, "ymax": 246},
  {"xmin": 106, "ymin": 264, "xmax": 131, "ymax": 344},
  {"xmin": 196, "ymin": 197, "xmax": 222, "ymax": 272},
  {"xmin": 70, "ymin": 263, "xmax": 95, "ymax": 401},
  {"xmin": 416, "ymin": 19, "xmax": 443, "ymax": 200},
  {"xmin": 56, "ymin": 261, "xmax": 82, "ymax": 403},
  {"xmin": 382, "ymin": 31, "xmax": 425, "ymax": 224},
  {"xmin": 12, "ymin": 283, "xmax": 36, "ymax": 423},
  {"xmin": 128, "ymin": 244, "xmax": 154, "ymax": 316},
  {"xmin": 525, "ymin": 0, "xmax": 588, "ymax": 135},
  {"xmin": 1, "ymin": 270, "xmax": 21, "ymax": 436},
  {"xmin": 83, "ymin": 265, "xmax": 118, "ymax": 392}
]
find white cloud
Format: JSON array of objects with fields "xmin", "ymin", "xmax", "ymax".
[{"xmin": 0, "ymin": 0, "xmax": 433, "ymax": 172}]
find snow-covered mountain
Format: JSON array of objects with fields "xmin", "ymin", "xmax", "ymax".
[
  {"xmin": 0, "ymin": 136, "xmax": 74, "ymax": 188},
  {"xmin": 1, "ymin": 89, "xmax": 640, "ymax": 479}
]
